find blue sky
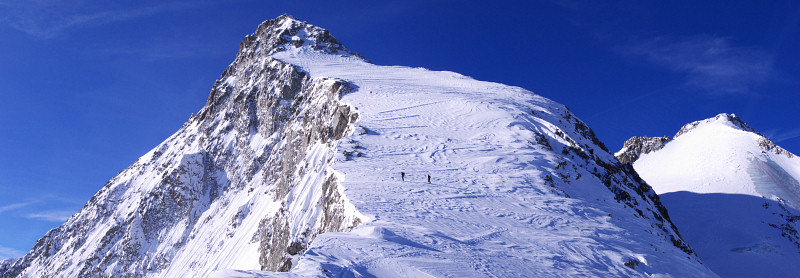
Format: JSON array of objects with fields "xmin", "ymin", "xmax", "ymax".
[{"xmin": 0, "ymin": 0, "xmax": 798, "ymax": 259}]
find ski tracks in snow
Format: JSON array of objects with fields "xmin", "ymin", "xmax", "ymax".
[
  {"xmin": 307, "ymin": 75, "xmax": 588, "ymax": 276},
  {"xmin": 261, "ymin": 53, "xmax": 717, "ymax": 277}
]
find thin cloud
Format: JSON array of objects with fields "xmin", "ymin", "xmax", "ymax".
[
  {"xmin": 627, "ymin": 36, "xmax": 774, "ymax": 95},
  {"xmin": 771, "ymin": 128, "xmax": 800, "ymax": 143},
  {"xmin": 26, "ymin": 210, "xmax": 75, "ymax": 222},
  {"xmin": 0, "ymin": 1, "xmax": 210, "ymax": 38},
  {"xmin": 0, "ymin": 195, "xmax": 82, "ymax": 215},
  {"xmin": 0, "ymin": 246, "xmax": 25, "ymax": 260},
  {"xmin": 0, "ymin": 202, "xmax": 33, "ymax": 214},
  {"xmin": 93, "ymin": 43, "xmax": 217, "ymax": 60}
]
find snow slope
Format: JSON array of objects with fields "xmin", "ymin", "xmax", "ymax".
[
  {"xmin": 620, "ymin": 113, "xmax": 800, "ymax": 277},
  {"xmin": 215, "ymin": 16, "xmax": 713, "ymax": 277},
  {"xmin": 3, "ymin": 15, "xmax": 716, "ymax": 277}
]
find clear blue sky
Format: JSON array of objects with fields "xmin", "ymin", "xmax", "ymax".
[{"xmin": 1, "ymin": 0, "xmax": 798, "ymax": 259}]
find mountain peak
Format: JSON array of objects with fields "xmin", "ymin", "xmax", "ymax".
[
  {"xmin": 3, "ymin": 15, "xmax": 714, "ymax": 278},
  {"xmin": 616, "ymin": 113, "xmax": 794, "ymax": 165},
  {"xmin": 674, "ymin": 113, "xmax": 755, "ymax": 138},
  {"xmin": 624, "ymin": 114, "xmax": 800, "ymax": 277},
  {"xmin": 239, "ymin": 14, "xmax": 358, "ymax": 57}
]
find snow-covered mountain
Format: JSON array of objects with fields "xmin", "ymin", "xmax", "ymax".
[
  {"xmin": 2, "ymin": 15, "xmax": 715, "ymax": 277},
  {"xmin": 618, "ymin": 113, "xmax": 800, "ymax": 277}
]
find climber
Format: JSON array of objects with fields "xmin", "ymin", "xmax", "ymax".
[
  {"xmin": 427, "ymin": 174, "xmax": 431, "ymax": 184},
  {"xmin": 401, "ymin": 172, "xmax": 405, "ymax": 181}
]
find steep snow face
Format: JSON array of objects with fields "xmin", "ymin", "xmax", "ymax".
[
  {"xmin": 4, "ymin": 15, "xmax": 716, "ymax": 277},
  {"xmin": 3, "ymin": 15, "xmax": 362, "ymax": 277},
  {"xmin": 619, "ymin": 113, "xmax": 800, "ymax": 277}
]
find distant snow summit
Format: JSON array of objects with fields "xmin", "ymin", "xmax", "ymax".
[{"xmin": 618, "ymin": 113, "xmax": 800, "ymax": 278}]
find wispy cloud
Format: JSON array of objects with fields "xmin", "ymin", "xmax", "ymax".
[
  {"xmin": 93, "ymin": 43, "xmax": 217, "ymax": 61},
  {"xmin": 0, "ymin": 202, "xmax": 33, "ymax": 214},
  {"xmin": 626, "ymin": 36, "xmax": 774, "ymax": 95},
  {"xmin": 0, "ymin": 195, "xmax": 82, "ymax": 215},
  {"xmin": 770, "ymin": 128, "xmax": 800, "ymax": 143},
  {"xmin": 0, "ymin": 246, "xmax": 25, "ymax": 260},
  {"xmin": 26, "ymin": 210, "xmax": 75, "ymax": 222},
  {"xmin": 0, "ymin": 1, "xmax": 210, "ymax": 38}
]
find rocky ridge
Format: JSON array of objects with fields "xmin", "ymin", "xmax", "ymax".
[{"xmin": 2, "ymin": 15, "xmax": 362, "ymax": 277}]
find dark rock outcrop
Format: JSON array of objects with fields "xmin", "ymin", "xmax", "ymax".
[{"xmin": 615, "ymin": 136, "xmax": 671, "ymax": 164}]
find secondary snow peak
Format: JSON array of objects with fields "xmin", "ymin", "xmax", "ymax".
[
  {"xmin": 675, "ymin": 113, "xmax": 755, "ymax": 138},
  {"xmin": 616, "ymin": 113, "xmax": 792, "ymax": 166},
  {"xmin": 621, "ymin": 113, "xmax": 800, "ymax": 277},
  {"xmin": 616, "ymin": 113, "xmax": 756, "ymax": 165}
]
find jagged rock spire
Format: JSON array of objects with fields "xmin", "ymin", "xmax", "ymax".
[{"xmin": 238, "ymin": 14, "xmax": 357, "ymax": 57}]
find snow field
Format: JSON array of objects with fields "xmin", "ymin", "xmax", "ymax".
[{"xmin": 237, "ymin": 50, "xmax": 719, "ymax": 277}]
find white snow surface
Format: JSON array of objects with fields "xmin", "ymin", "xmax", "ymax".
[
  {"xmin": 628, "ymin": 114, "xmax": 800, "ymax": 277},
  {"xmin": 202, "ymin": 43, "xmax": 716, "ymax": 276},
  {"xmin": 4, "ymin": 15, "xmax": 718, "ymax": 278},
  {"xmin": 634, "ymin": 114, "xmax": 800, "ymax": 208}
]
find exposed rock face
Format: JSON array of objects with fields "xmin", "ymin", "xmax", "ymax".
[
  {"xmin": 766, "ymin": 202, "xmax": 800, "ymax": 250},
  {"xmin": 758, "ymin": 137, "xmax": 795, "ymax": 158},
  {"xmin": 3, "ymin": 15, "xmax": 361, "ymax": 277},
  {"xmin": 233, "ymin": 14, "xmax": 361, "ymax": 59},
  {"xmin": 615, "ymin": 136, "xmax": 671, "ymax": 164},
  {"xmin": 0, "ymin": 258, "xmax": 17, "ymax": 274}
]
